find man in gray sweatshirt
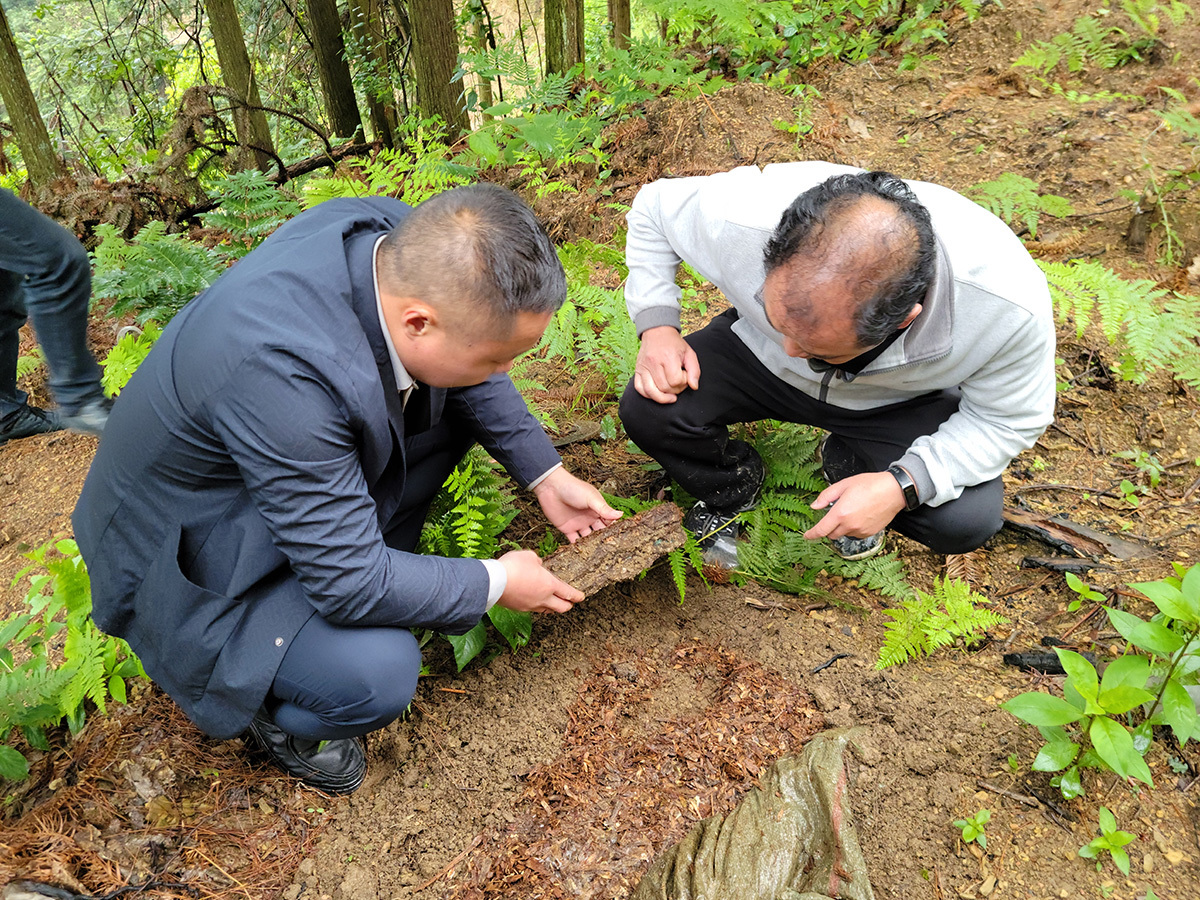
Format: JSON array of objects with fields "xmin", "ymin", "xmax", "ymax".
[{"xmin": 618, "ymin": 163, "xmax": 1056, "ymax": 563}]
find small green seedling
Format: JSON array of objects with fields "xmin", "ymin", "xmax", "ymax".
[
  {"xmin": 1078, "ymin": 806, "xmax": 1135, "ymax": 875},
  {"xmin": 954, "ymin": 809, "xmax": 991, "ymax": 849},
  {"xmin": 1065, "ymin": 572, "xmax": 1107, "ymax": 612}
]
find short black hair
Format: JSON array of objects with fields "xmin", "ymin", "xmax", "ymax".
[
  {"xmin": 763, "ymin": 171, "xmax": 935, "ymax": 346},
  {"xmin": 377, "ymin": 183, "xmax": 566, "ymax": 334}
]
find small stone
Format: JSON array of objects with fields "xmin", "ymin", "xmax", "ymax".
[
  {"xmin": 1143, "ymin": 852, "xmax": 1155, "ymax": 874},
  {"xmin": 1059, "ymin": 890, "xmax": 1070, "ymax": 898},
  {"xmin": 979, "ymin": 875, "xmax": 997, "ymax": 896},
  {"xmin": 283, "ymin": 886, "xmax": 301, "ymax": 900},
  {"xmin": 1165, "ymin": 849, "xmax": 1185, "ymax": 865}
]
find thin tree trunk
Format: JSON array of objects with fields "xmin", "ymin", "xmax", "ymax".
[
  {"xmin": 544, "ymin": 0, "xmax": 584, "ymax": 76},
  {"xmin": 348, "ymin": 0, "xmax": 396, "ymax": 147},
  {"xmin": 407, "ymin": 0, "xmax": 468, "ymax": 136},
  {"xmin": 608, "ymin": 0, "xmax": 630, "ymax": 51},
  {"xmin": 467, "ymin": 1, "xmax": 493, "ymax": 121},
  {"xmin": 204, "ymin": 0, "xmax": 276, "ymax": 171},
  {"xmin": 0, "ymin": 1, "xmax": 65, "ymax": 186},
  {"xmin": 305, "ymin": 0, "xmax": 364, "ymax": 140}
]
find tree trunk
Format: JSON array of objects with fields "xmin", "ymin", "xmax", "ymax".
[
  {"xmin": 544, "ymin": 0, "xmax": 584, "ymax": 76},
  {"xmin": 0, "ymin": 1, "xmax": 65, "ymax": 186},
  {"xmin": 348, "ymin": 0, "xmax": 396, "ymax": 147},
  {"xmin": 465, "ymin": 0, "xmax": 493, "ymax": 121},
  {"xmin": 305, "ymin": 0, "xmax": 364, "ymax": 140},
  {"xmin": 407, "ymin": 0, "xmax": 468, "ymax": 136},
  {"xmin": 204, "ymin": 0, "xmax": 276, "ymax": 171},
  {"xmin": 608, "ymin": 0, "xmax": 630, "ymax": 51}
]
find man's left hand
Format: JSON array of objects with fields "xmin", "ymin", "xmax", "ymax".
[
  {"xmin": 804, "ymin": 471, "xmax": 906, "ymax": 541},
  {"xmin": 533, "ymin": 467, "xmax": 623, "ymax": 542}
]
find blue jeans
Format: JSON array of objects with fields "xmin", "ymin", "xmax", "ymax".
[{"xmin": 0, "ymin": 189, "xmax": 104, "ymax": 416}]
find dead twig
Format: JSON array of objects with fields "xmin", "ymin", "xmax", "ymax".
[
  {"xmin": 976, "ymin": 780, "xmax": 1039, "ymax": 808},
  {"xmin": 415, "ymin": 833, "xmax": 484, "ymax": 892}
]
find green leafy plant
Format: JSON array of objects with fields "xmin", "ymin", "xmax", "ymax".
[
  {"xmin": 91, "ymin": 221, "xmax": 226, "ymax": 324},
  {"xmin": 1007, "ymin": 564, "xmax": 1200, "ymax": 800},
  {"xmin": 953, "ymin": 808, "xmax": 991, "ymax": 850},
  {"xmin": 1003, "ymin": 646, "xmax": 1156, "ymax": 799},
  {"xmin": 1079, "ymin": 806, "xmax": 1137, "ymax": 875},
  {"xmin": 1041, "ymin": 260, "xmax": 1200, "ymax": 388},
  {"xmin": 418, "ymin": 447, "xmax": 525, "ymax": 671},
  {"xmin": 969, "ymin": 173, "xmax": 1073, "ymax": 238},
  {"xmin": 16, "ymin": 347, "xmax": 45, "ymax": 380},
  {"xmin": 1065, "ymin": 571, "xmax": 1107, "ymax": 613},
  {"xmin": 876, "ymin": 578, "xmax": 1008, "ymax": 668},
  {"xmin": 198, "ymin": 171, "xmax": 302, "ymax": 256},
  {"xmin": 1, "ymin": 540, "xmax": 145, "ymax": 783},
  {"xmin": 100, "ymin": 322, "xmax": 162, "ymax": 397}
]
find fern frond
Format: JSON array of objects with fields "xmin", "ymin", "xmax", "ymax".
[{"xmin": 876, "ymin": 577, "xmax": 1007, "ymax": 668}]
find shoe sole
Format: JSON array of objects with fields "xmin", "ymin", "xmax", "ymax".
[{"xmin": 833, "ymin": 535, "xmax": 886, "ymax": 562}]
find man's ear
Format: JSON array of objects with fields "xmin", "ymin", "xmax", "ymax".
[
  {"xmin": 898, "ymin": 303, "xmax": 922, "ymax": 329},
  {"xmin": 397, "ymin": 301, "xmax": 438, "ymax": 338}
]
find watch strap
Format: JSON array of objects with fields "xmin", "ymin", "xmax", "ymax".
[{"xmin": 888, "ymin": 464, "xmax": 920, "ymax": 511}]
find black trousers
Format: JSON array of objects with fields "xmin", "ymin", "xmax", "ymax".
[{"xmin": 619, "ymin": 311, "xmax": 1004, "ymax": 554}]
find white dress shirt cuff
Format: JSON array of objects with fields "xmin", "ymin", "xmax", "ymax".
[
  {"xmin": 525, "ymin": 462, "xmax": 562, "ymax": 491},
  {"xmin": 482, "ymin": 558, "xmax": 507, "ymax": 610}
]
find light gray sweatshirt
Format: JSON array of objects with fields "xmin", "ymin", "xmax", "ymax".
[{"xmin": 624, "ymin": 162, "xmax": 1057, "ymax": 508}]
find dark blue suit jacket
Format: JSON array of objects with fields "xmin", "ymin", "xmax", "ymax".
[{"xmin": 73, "ymin": 197, "xmax": 562, "ymax": 738}]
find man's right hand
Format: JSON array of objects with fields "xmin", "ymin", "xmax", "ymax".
[
  {"xmin": 632, "ymin": 326, "xmax": 700, "ymax": 404},
  {"xmin": 497, "ymin": 549, "xmax": 583, "ymax": 614}
]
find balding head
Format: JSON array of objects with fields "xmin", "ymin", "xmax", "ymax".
[
  {"xmin": 376, "ymin": 184, "xmax": 566, "ymax": 338},
  {"xmin": 764, "ymin": 171, "xmax": 935, "ymax": 347}
]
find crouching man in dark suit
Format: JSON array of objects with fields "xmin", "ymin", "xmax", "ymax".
[{"xmin": 73, "ymin": 185, "xmax": 621, "ymax": 794}]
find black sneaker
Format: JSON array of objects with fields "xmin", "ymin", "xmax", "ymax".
[
  {"xmin": 0, "ymin": 404, "xmax": 63, "ymax": 446},
  {"xmin": 245, "ymin": 709, "xmax": 367, "ymax": 795},
  {"xmin": 831, "ymin": 531, "xmax": 886, "ymax": 561},
  {"xmin": 683, "ymin": 499, "xmax": 756, "ymax": 569},
  {"xmin": 59, "ymin": 396, "xmax": 113, "ymax": 438}
]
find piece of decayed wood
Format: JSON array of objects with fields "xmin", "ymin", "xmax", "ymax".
[{"xmin": 542, "ymin": 503, "xmax": 686, "ymax": 597}]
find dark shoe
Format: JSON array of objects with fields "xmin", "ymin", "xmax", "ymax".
[
  {"xmin": 817, "ymin": 433, "xmax": 864, "ymax": 485},
  {"xmin": 59, "ymin": 396, "xmax": 113, "ymax": 437},
  {"xmin": 684, "ymin": 498, "xmax": 756, "ymax": 569},
  {"xmin": 831, "ymin": 530, "xmax": 886, "ymax": 561},
  {"xmin": 245, "ymin": 709, "xmax": 367, "ymax": 795},
  {"xmin": 0, "ymin": 404, "xmax": 62, "ymax": 445}
]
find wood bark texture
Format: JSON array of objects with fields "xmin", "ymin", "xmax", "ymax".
[
  {"xmin": 0, "ymin": 2, "xmax": 65, "ymax": 186},
  {"xmin": 407, "ymin": 0, "xmax": 468, "ymax": 134},
  {"xmin": 305, "ymin": 0, "xmax": 364, "ymax": 140},
  {"xmin": 542, "ymin": 503, "xmax": 685, "ymax": 597},
  {"xmin": 204, "ymin": 0, "xmax": 276, "ymax": 170}
]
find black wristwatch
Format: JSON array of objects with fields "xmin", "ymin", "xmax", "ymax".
[{"xmin": 888, "ymin": 464, "xmax": 920, "ymax": 511}]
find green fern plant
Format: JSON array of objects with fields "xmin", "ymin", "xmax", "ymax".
[
  {"xmin": 418, "ymin": 447, "xmax": 527, "ymax": 671},
  {"xmin": 91, "ymin": 221, "xmax": 226, "ymax": 324},
  {"xmin": 1, "ymin": 540, "xmax": 145, "ymax": 783},
  {"xmin": 16, "ymin": 347, "xmax": 45, "ymax": 380},
  {"xmin": 100, "ymin": 322, "xmax": 162, "ymax": 397},
  {"xmin": 730, "ymin": 422, "xmax": 915, "ymax": 604},
  {"xmin": 876, "ymin": 577, "xmax": 1007, "ymax": 668},
  {"xmin": 302, "ymin": 118, "xmax": 477, "ymax": 208},
  {"xmin": 199, "ymin": 171, "xmax": 302, "ymax": 257},
  {"xmin": 1041, "ymin": 260, "xmax": 1200, "ymax": 388},
  {"xmin": 969, "ymin": 174, "xmax": 1074, "ymax": 238}
]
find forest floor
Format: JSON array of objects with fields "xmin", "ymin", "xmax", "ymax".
[{"xmin": 2, "ymin": 1, "xmax": 1200, "ymax": 899}]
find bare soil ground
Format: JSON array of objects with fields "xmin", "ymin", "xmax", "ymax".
[{"xmin": 3, "ymin": 2, "xmax": 1200, "ymax": 899}]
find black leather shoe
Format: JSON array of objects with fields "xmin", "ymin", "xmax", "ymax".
[
  {"xmin": 0, "ymin": 404, "xmax": 62, "ymax": 445},
  {"xmin": 244, "ymin": 709, "xmax": 367, "ymax": 795}
]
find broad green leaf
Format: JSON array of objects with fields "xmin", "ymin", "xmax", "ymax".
[
  {"xmin": 1097, "ymin": 684, "xmax": 1155, "ymax": 715},
  {"xmin": 1003, "ymin": 692, "xmax": 1084, "ymax": 726},
  {"xmin": 1111, "ymin": 847, "xmax": 1131, "ymax": 875},
  {"xmin": 1181, "ymin": 565, "xmax": 1200, "ymax": 609},
  {"xmin": 1032, "ymin": 740, "xmax": 1079, "ymax": 772},
  {"xmin": 1057, "ymin": 649, "xmax": 1101, "ymax": 709},
  {"xmin": 1098, "ymin": 805, "xmax": 1117, "ymax": 833},
  {"xmin": 1161, "ymin": 679, "xmax": 1200, "ymax": 745},
  {"xmin": 0, "ymin": 745, "xmax": 29, "ymax": 782},
  {"xmin": 1131, "ymin": 722, "xmax": 1153, "ymax": 755},
  {"xmin": 1132, "ymin": 580, "xmax": 1197, "ymax": 623},
  {"xmin": 446, "ymin": 622, "xmax": 487, "ymax": 672},
  {"xmin": 1089, "ymin": 717, "xmax": 1153, "ymax": 786},
  {"xmin": 486, "ymin": 605, "xmax": 532, "ymax": 652},
  {"xmin": 1055, "ymin": 765, "xmax": 1083, "ymax": 799},
  {"xmin": 1099, "ymin": 653, "xmax": 1149, "ymax": 692},
  {"xmin": 1106, "ymin": 607, "xmax": 1184, "ymax": 657},
  {"xmin": 109, "ymin": 675, "xmax": 127, "ymax": 705}
]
